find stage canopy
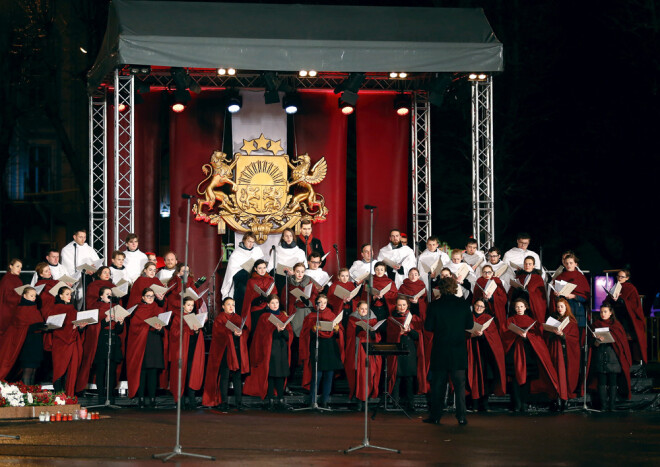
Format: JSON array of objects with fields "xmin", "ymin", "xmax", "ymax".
[{"xmin": 88, "ymin": 0, "xmax": 503, "ymax": 91}]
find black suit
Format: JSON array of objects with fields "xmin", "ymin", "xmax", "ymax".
[
  {"xmin": 296, "ymin": 236, "xmax": 326, "ymax": 267},
  {"xmin": 425, "ymin": 294, "xmax": 474, "ymax": 422}
]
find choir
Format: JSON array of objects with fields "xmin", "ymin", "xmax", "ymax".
[{"xmin": 0, "ymin": 227, "xmax": 644, "ymax": 418}]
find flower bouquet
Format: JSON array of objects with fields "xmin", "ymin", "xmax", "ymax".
[{"xmin": 0, "ymin": 380, "xmax": 79, "ymax": 419}]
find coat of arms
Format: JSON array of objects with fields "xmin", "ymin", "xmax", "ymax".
[{"xmin": 192, "ymin": 134, "xmax": 329, "ymax": 243}]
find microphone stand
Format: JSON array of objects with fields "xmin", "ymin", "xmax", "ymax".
[
  {"xmin": 87, "ymin": 302, "xmax": 120, "ymax": 409},
  {"xmin": 154, "ymin": 195, "xmax": 215, "ymax": 462},
  {"xmin": 333, "ymin": 244, "xmax": 340, "ymax": 270},
  {"xmin": 209, "ymin": 253, "xmax": 224, "ymax": 325},
  {"xmin": 579, "ymin": 321, "xmax": 599, "ymax": 413},
  {"xmin": 294, "ymin": 307, "xmax": 331, "ymax": 412}
]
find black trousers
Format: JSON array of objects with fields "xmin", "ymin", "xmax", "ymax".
[
  {"xmin": 95, "ymin": 358, "xmax": 117, "ymax": 401},
  {"xmin": 429, "ymin": 369, "xmax": 467, "ymax": 421},
  {"xmin": 220, "ymin": 353, "xmax": 242, "ymax": 404}
]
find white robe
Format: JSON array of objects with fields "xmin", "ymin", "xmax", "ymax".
[
  {"xmin": 123, "ymin": 249, "xmax": 148, "ymax": 283},
  {"xmin": 109, "ymin": 266, "xmax": 130, "ymax": 285},
  {"xmin": 221, "ymin": 245, "xmax": 266, "ymax": 299},
  {"xmin": 417, "ymin": 249, "xmax": 449, "ymax": 289},
  {"xmin": 486, "ymin": 260, "xmax": 515, "ymax": 293},
  {"xmin": 30, "ymin": 263, "xmax": 66, "ymax": 286},
  {"xmin": 267, "ymin": 245, "xmax": 307, "ymax": 272},
  {"xmin": 377, "ymin": 243, "xmax": 416, "ymax": 288},
  {"xmin": 462, "ymin": 251, "xmax": 486, "ymax": 278},
  {"xmin": 349, "ymin": 259, "xmax": 375, "ymax": 283},
  {"xmin": 446, "ymin": 261, "xmax": 478, "ymax": 290},
  {"xmin": 305, "ymin": 268, "xmax": 331, "ymax": 288},
  {"xmin": 156, "ymin": 268, "xmax": 176, "ymax": 286},
  {"xmin": 60, "ymin": 241, "xmax": 100, "ymax": 280}
]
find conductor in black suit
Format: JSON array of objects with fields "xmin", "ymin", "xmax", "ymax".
[{"xmin": 424, "ymin": 277, "xmax": 474, "ymax": 425}]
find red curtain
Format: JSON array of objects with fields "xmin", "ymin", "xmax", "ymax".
[
  {"xmin": 169, "ymin": 92, "xmax": 225, "ymax": 280},
  {"xmin": 356, "ymin": 92, "xmax": 410, "ymax": 255},
  {"xmin": 294, "ymin": 90, "xmax": 348, "ymax": 274}
]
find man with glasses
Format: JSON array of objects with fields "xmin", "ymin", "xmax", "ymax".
[
  {"xmin": 305, "ymin": 251, "xmax": 331, "ymax": 292},
  {"xmin": 502, "ymin": 232, "xmax": 542, "ymax": 276},
  {"xmin": 485, "ymin": 247, "xmax": 514, "ymax": 292}
]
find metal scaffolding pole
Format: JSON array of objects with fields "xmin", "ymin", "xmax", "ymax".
[
  {"xmin": 113, "ymin": 70, "xmax": 135, "ymax": 249},
  {"xmin": 411, "ymin": 91, "xmax": 432, "ymax": 251},
  {"xmin": 471, "ymin": 77, "xmax": 495, "ymax": 250},
  {"xmin": 89, "ymin": 91, "xmax": 108, "ymax": 260}
]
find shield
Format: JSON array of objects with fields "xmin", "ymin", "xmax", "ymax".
[{"xmin": 235, "ymin": 155, "xmax": 288, "ymax": 215}]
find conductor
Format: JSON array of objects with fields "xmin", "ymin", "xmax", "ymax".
[{"xmin": 423, "ymin": 276, "xmax": 473, "ymax": 425}]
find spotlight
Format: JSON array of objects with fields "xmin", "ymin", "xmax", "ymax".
[
  {"xmin": 228, "ymin": 68, "xmax": 236, "ymax": 75},
  {"xmin": 117, "ymin": 103, "xmax": 127, "ymax": 112},
  {"xmin": 227, "ymin": 90, "xmax": 242, "ymax": 113},
  {"xmin": 309, "ymin": 70, "xmax": 317, "ymax": 77},
  {"xmin": 172, "ymin": 103, "xmax": 185, "ymax": 113},
  {"xmin": 390, "ymin": 72, "xmax": 398, "ymax": 78},
  {"xmin": 478, "ymin": 73, "xmax": 487, "ymax": 80},
  {"xmin": 283, "ymin": 93, "xmax": 301, "ymax": 114},
  {"xmin": 262, "ymin": 72, "xmax": 280, "ymax": 104},
  {"xmin": 79, "ymin": 47, "xmax": 88, "ymax": 54},
  {"xmin": 339, "ymin": 90, "xmax": 358, "ymax": 106},
  {"xmin": 299, "ymin": 70, "xmax": 308, "ymax": 77},
  {"xmin": 217, "ymin": 68, "xmax": 226, "ymax": 75},
  {"xmin": 394, "ymin": 94, "xmax": 410, "ymax": 116},
  {"xmin": 334, "ymin": 72, "xmax": 365, "ymax": 107},
  {"xmin": 467, "ymin": 73, "xmax": 488, "ymax": 82},
  {"xmin": 171, "ymin": 89, "xmax": 191, "ymax": 113},
  {"xmin": 468, "ymin": 73, "xmax": 478, "ymax": 80},
  {"xmin": 398, "ymin": 72, "xmax": 407, "ymax": 78},
  {"xmin": 129, "ymin": 65, "xmax": 151, "ymax": 75},
  {"xmin": 338, "ymin": 98, "xmax": 354, "ymax": 115}
]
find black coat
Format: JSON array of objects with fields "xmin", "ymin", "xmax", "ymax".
[
  {"xmin": 425, "ymin": 294, "xmax": 473, "ymax": 371},
  {"xmin": 296, "ymin": 236, "xmax": 326, "ymax": 267}
]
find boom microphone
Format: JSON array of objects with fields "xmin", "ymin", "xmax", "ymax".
[
  {"xmin": 364, "ymin": 204, "xmax": 377, "ymax": 209},
  {"xmin": 333, "ymin": 244, "xmax": 339, "ymax": 251},
  {"xmin": 181, "ymin": 193, "xmax": 193, "ymax": 199}
]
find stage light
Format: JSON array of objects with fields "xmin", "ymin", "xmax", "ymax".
[
  {"xmin": 478, "ymin": 73, "xmax": 487, "ymax": 80},
  {"xmin": 172, "ymin": 103, "xmax": 185, "ymax": 113},
  {"xmin": 299, "ymin": 70, "xmax": 308, "ymax": 77},
  {"xmin": 217, "ymin": 68, "xmax": 226, "ymax": 75},
  {"xmin": 227, "ymin": 90, "xmax": 242, "ymax": 113},
  {"xmin": 129, "ymin": 65, "xmax": 151, "ymax": 75},
  {"xmin": 80, "ymin": 47, "xmax": 87, "ymax": 54},
  {"xmin": 398, "ymin": 72, "xmax": 407, "ymax": 78},
  {"xmin": 394, "ymin": 93, "xmax": 410, "ymax": 116},
  {"xmin": 468, "ymin": 73, "xmax": 478, "ymax": 80},
  {"xmin": 338, "ymin": 98, "xmax": 354, "ymax": 115},
  {"xmin": 390, "ymin": 72, "xmax": 398, "ymax": 78},
  {"xmin": 283, "ymin": 93, "xmax": 301, "ymax": 114},
  {"xmin": 262, "ymin": 72, "xmax": 280, "ymax": 104},
  {"xmin": 309, "ymin": 70, "xmax": 317, "ymax": 77},
  {"xmin": 171, "ymin": 89, "xmax": 191, "ymax": 113},
  {"xmin": 228, "ymin": 68, "xmax": 236, "ymax": 75},
  {"xmin": 117, "ymin": 103, "xmax": 127, "ymax": 112},
  {"xmin": 334, "ymin": 73, "xmax": 365, "ymax": 108}
]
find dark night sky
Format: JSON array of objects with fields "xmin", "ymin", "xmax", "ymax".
[{"xmin": 3, "ymin": 0, "xmax": 658, "ymax": 304}]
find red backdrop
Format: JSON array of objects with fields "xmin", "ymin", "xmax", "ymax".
[
  {"xmin": 294, "ymin": 90, "xmax": 348, "ymax": 272},
  {"xmin": 355, "ymin": 92, "xmax": 410, "ymax": 256}
]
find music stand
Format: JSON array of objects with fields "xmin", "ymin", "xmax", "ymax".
[
  {"xmin": 345, "ymin": 342, "xmax": 405, "ymax": 454},
  {"xmin": 154, "ymin": 194, "xmax": 215, "ymax": 462}
]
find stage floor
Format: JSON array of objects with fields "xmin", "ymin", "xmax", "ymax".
[{"xmin": 1, "ymin": 406, "xmax": 660, "ymax": 465}]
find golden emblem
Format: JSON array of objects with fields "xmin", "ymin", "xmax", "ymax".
[{"xmin": 193, "ymin": 134, "xmax": 328, "ymax": 243}]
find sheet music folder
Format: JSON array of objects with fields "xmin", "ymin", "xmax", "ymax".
[{"xmin": 362, "ymin": 342, "xmax": 410, "ymax": 356}]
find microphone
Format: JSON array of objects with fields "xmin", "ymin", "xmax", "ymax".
[
  {"xmin": 181, "ymin": 193, "xmax": 193, "ymax": 199},
  {"xmin": 271, "ymin": 245, "xmax": 276, "ymax": 251},
  {"xmin": 333, "ymin": 244, "xmax": 339, "ymax": 251},
  {"xmin": 364, "ymin": 204, "xmax": 377, "ymax": 209}
]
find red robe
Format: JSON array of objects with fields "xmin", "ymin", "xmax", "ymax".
[
  {"xmin": 86, "ymin": 279, "xmax": 115, "ymax": 310},
  {"xmin": 299, "ymin": 309, "xmax": 345, "ymax": 390},
  {"xmin": 126, "ymin": 301, "xmax": 166, "ymax": 398},
  {"xmin": 0, "ymin": 273, "xmax": 23, "ymax": 339},
  {"xmin": 75, "ymin": 300, "xmax": 112, "ymax": 393},
  {"xmin": 544, "ymin": 316, "xmax": 580, "ymax": 400},
  {"xmin": 466, "ymin": 312, "xmax": 507, "ymax": 399},
  {"xmin": 202, "ymin": 312, "xmax": 250, "ymax": 406},
  {"xmin": 127, "ymin": 276, "xmax": 164, "ymax": 309},
  {"xmin": 344, "ymin": 314, "xmax": 382, "ymax": 401},
  {"xmin": 473, "ymin": 276, "xmax": 508, "ymax": 333},
  {"xmin": 370, "ymin": 275, "xmax": 398, "ymax": 312},
  {"xmin": 510, "ymin": 272, "xmax": 547, "ymax": 328},
  {"xmin": 327, "ymin": 281, "xmax": 358, "ymax": 319},
  {"xmin": 35, "ymin": 278, "xmax": 58, "ymax": 352},
  {"xmin": 0, "ymin": 301, "xmax": 43, "ymax": 379},
  {"xmin": 386, "ymin": 312, "xmax": 428, "ymax": 394},
  {"xmin": 243, "ymin": 312, "xmax": 294, "ymax": 399},
  {"xmin": 587, "ymin": 317, "xmax": 632, "ymax": 399},
  {"xmin": 165, "ymin": 276, "xmax": 200, "ymax": 314},
  {"xmin": 241, "ymin": 273, "xmax": 276, "ymax": 330},
  {"xmin": 398, "ymin": 279, "xmax": 428, "ymax": 321},
  {"xmin": 617, "ymin": 282, "xmax": 647, "ymax": 362},
  {"xmin": 168, "ymin": 310, "xmax": 206, "ymax": 401},
  {"xmin": 550, "ymin": 270, "xmax": 591, "ymax": 312},
  {"xmin": 502, "ymin": 314, "xmax": 559, "ymax": 398},
  {"xmin": 51, "ymin": 303, "xmax": 83, "ymax": 396}
]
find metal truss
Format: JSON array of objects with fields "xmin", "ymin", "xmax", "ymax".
[
  {"xmin": 471, "ymin": 77, "xmax": 495, "ymax": 250},
  {"xmin": 89, "ymin": 91, "xmax": 108, "ymax": 260},
  {"xmin": 411, "ymin": 91, "xmax": 432, "ymax": 251},
  {"xmin": 113, "ymin": 70, "xmax": 135, "ymax": 250}
]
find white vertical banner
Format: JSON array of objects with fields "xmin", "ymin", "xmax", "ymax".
[{"xmin": 231, "ymin": 90, "xmax": 288, "ymax": 258}]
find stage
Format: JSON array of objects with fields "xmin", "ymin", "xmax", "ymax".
[{"xmin": 2, "ymin": 405, "xmax": 660, "ymax": 465}]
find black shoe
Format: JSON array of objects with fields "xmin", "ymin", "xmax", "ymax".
[
  {"xmin": 217, "ymin": 402, "xmax": 229, "ymax": 412},
  {"xmin": 422, "ymin": 417, "xmax": 440, "ymax": 425},
  {"xmin": 149, "ymin": 397, "xmax": 156, "ymax": 408},
  {"xmin": 276, "ymin": 398, "xmax": 292, "ymax": 411},
  {"xmin": 355, "ymin": 400, "xmax": 364, "ymax": 412},
  {"xmin": 319, "ymin": 401, "xmax": 329, "ymax": 409},
  {"xmin": 457, "ymin": 418, "xmax": 468, "ymax": 426},
  {"xmin": 235, "ymin": 401, "xmax": 247, "ymax": 411},
  {"xmin": 138, "ymin": 397, "xmax": 145, "ymax": 409}
]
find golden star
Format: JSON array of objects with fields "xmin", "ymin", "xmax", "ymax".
[
  {"xmin": 241, "ymin": 139, "xmax": 256, "ymax": 155},
  {"xmin": 254, "ymin": 133, "xmax": 270, "ymax": 150},
  {"xmin": 269, "ymin": 139, "xmax": 284, "ymax": 154}
]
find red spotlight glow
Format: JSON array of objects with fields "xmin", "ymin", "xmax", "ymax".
[
  {"xmin": 171, "ymin": 103, "xmax": 186, "ymax": 113},
  {"xmin": 341, "ymin": 105, "xmax": 354, "ymax": 115},
  {"xmin": 396, "ymin": 107, "xmax": 410, "ymax": 116}
]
